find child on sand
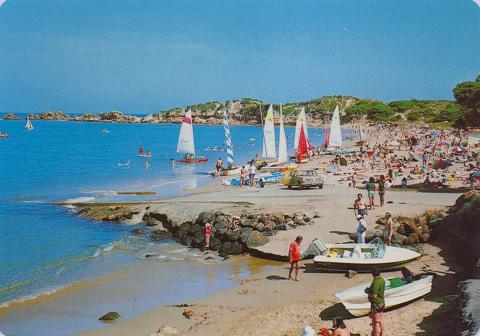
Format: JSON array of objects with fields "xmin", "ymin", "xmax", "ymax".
[{"xmin": 366, "ymin": 177, "xmax": 376, "ymax": 209}]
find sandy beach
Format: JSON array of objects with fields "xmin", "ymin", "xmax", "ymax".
[{"xmin": 72, "ymin": 175, "xmax": 463, "ymax": 336}]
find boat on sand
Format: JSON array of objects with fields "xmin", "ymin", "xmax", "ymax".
[
  {"xmin": 335, "ymin": 273, "xmax": 433, "ymax": 316},
  {"xmin": 304, "ymin": 238, "xmax": 421, "ymax": 271}
]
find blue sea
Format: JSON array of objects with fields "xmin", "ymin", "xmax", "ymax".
[{"xmin": 0, "ymin": 120, "xmax": 332, "ymax": 335}]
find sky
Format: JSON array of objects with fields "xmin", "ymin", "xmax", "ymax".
[{"xmin": 0, "ymin": 0, "xmax": 479, "ymax": 115}]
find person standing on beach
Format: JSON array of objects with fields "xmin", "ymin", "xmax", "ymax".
[
  {"xmin": 216, "ymin": 157, "xmax": 223, "ymax": 173},
  {"xmin": 248, "ymin": 162, "xmax": 256, "ymax": 187},
  {"xmin": 203, "ymin": 219, "xmax": 212, "ymax": 248},
  {"xmin": 356, "ymin": 215, "xmax": 367, "ymax": 243},
  {"xmin": 240, "ymin": 166, "xmax": 247, "ymax": 187},
  {"xmin": 288, "ymin": 235, "xmax": 302, "ymax": 281},
  {"xmin": 353, "ymin": 193, "xmax": 368, "ymax": 218},
  {"xmin": 422, "ymin": 151, "xmax": 429, "ymax": 168},
  {"xmin": 351, "ymin": 172, "xmax": 357, "ymax": 188},
  {"xmin": 365, "ymin": 268, "xmax": 385, "ymax": 336},
  {"xmin": 366, "ymin": 177, "xmax": 376, "ymax": 209},
  {"xmin": 378, "ymin": 175, "xmax": 386, "ymax": 207},
  {"xmin": 384, "ymin": 212, "xmax": 393, "ymax": 246}
]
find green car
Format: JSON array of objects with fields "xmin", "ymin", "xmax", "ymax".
[{"xmin": 281, "ymin": 169, "xmax": 324, "ymax": 189}]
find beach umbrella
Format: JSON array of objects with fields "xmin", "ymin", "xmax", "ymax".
[
  {"xmin": 473, "ymin": 171, "xmax": 480, "ymax": 177},
  {"xmin": 433, "ymin": 160, "xmax": 452, "ymax": 170}
]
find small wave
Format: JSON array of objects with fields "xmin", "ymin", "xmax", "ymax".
[
  {"xmin": 22, "ymin": 200, "xmax": 47, "ymax": 204},
  {"xmin": 91, "ymin": 240, "xmax": 127, "ymax": 257},
  {"xmin": 64, "ymin": 196, "xmax": 95, "ymax": 203}
]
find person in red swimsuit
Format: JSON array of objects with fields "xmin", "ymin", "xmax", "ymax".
[
  {"xmin": 204, "ymin": 219, "xmax": 212, "ymax": 248},
  {"xmin": 288, "ymin": 235, "xmax": 303, "ymax": 281}
]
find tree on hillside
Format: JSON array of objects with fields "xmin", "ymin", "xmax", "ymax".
[
  {"xmin": 453, "ymin": 74, "xmax": 480, "ymax": 127},
  {"xmin": 345, "ymin": 101, "xmax": 396, "ymax": 123}
]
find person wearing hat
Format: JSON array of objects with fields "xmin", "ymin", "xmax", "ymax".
[
  {"xmin": 356, "ymin": 215, "xmax": 367, "ymax": 244},
  {"xmin": 288, "ymin": 235, "xmax": 303, "ymax": 281}
]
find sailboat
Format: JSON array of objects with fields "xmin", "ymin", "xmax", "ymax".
[
  {"xmin": 139, "ymin": 146, "xmax": 152, "ymax": 158},
  {"xmin": 296, "ymin": 124, "xmax": 309, "ymax": 163},
  {"xmin": 176, "ymin": 109, "xmax": 208, "ymax": 163},
  {"xmin": 219, "ymin": 107, "xmax": 240, "ymax": 175},
  {"xmin": 25, "ymin": 116, "xmax": 34, "ymax": 130},
  {"xmin": 269, "ymin": 104, "xmax": 289, "ymax": 167},
  {"xmin": 356, "ymin": 124, "xmax": 367, "ymax": 146},
  {"xmin": 260, "ymin": 104, "xmax": 276, "ymax": 161},
  {"xmin": 327, "ymin": 105, "xmax": 342, "ymax": 150},
  {"xmin": 0, "ymin": 131, "xmax": 8, "ymax": 138}
]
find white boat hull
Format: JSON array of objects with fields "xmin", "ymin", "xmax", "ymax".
[
  {"xmin": 335, "ymin": 275, "xmax": 433, "ymax": 316},
  {"xmin": 312, "ymin": 242, "xmax": 421, "ymax": 271}
]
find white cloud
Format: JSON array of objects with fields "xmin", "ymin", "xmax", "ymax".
[{"xmin": 0, "ymin": 0, "xmax": 6, "ymax": 7}]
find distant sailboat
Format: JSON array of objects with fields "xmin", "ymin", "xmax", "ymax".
[
  {"xmin": 25, "ymin": 116, "xmax": 34, "ymax": 130},
  {"xmin": 177, "ymin": 109, "xmax": 208, "ymax": 163},
  {"xmin": 261, "ymin": 104, "xmax": 276, "ymax": 160},
  {"xmin": 328, "ymin": 105, "xmax": 342, "ymax": 149}
]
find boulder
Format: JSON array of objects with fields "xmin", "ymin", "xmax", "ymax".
[
  {"xmin": 246, "ymin": 231, "xmax": 269, "ymax": 248},
  {"xmin": 209, "ymin": 238, "xmax": 222, "ymax": 251},
  {"xmin": 197, "ymin": 211, "xmax": 215, "ymax": 224},
  {"xmin": 219, "ymin": 241, "xmax": 243, "ymax": 256},
  {"xmin": 99, "ymin": 311, "xmax": 120, "ymax": 322},
  {"xmin": 254, "ymin": 222, "xmax": 264, "ymax": 232},
  {"xmin": 263, "ymin": 221, "xmax": 276, "ymax": 232},
  {"xmin": 150, "ymin": 229, "xmax": 169, "ymax": 241},
  {"xmin": 276, "ymin": 223, "xmax": 291, "ymax": 230},
  {"xmin": 392, "ymin": 233, "xmax": 407, "ymax": 245},
  {"xmin": 404, "ymin": 233, "xmax": 419, "ymax": 245},
  {"xmin": 420, "ymin": 233, "xmax": 430, "ymax": 243},
  {"xmin": 240, "ymin": 218, "xmax": 255, "ymax": 228},
  {"xmin": 215, "ymin": 216, "xmax": 229, "ymax": 229},
  {"xmin": 295, "ymin": 219, "xmax": 307, "ymax": 226},
  {"xmin": 240, "ymin": 227, "xmax": 253, "ymax": 244},
  {"xmin": 225, "ymin": 229, "xmax": 241, "ymax": 242}
]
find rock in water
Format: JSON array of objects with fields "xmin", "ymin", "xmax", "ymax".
[
  {"xmin": 182, "ymin": 308, "xmax": 194, "ymax": 319},
  {"xmin": 246, "ymin": 231, "xmax": 269, "ymax": 248},
  {"xmin": 130, "ymin": 228, "xmax": 144, "ymax": 235},
  {"xmin": 99, "ymin": 311, "xmax": 120, "ymax": 322}
]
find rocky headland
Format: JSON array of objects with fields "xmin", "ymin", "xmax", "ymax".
[{"xmin": 2, "ymin": 94, "xmax": 464, "ymax": 126}]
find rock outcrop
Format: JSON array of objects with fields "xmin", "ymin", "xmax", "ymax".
[{"xmin": 2, "ymin": 113, "xmax": 19, "ymax": 120}]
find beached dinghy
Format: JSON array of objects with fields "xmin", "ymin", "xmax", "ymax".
[
  {"xmin": 335, "ymin": 274, "xmax": 433, "ymax": 316},
  {"xmin": 305, "ymin": 238, "xmax": 421, "ymax": 271}
]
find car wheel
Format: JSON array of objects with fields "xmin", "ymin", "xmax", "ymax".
[
  {"xmin": 288, "ymin": 185, "xmax": 292, "ymax": 189},
  {"xmin": 318, "ymin": 184, "xmax": 324, "ymax": 189}
]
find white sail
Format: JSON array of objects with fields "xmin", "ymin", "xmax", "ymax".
[
  {"xmin": 294, "ymin": 107, "xmax": 309, "ymax": 149},
  {"xmin": 25, "ymin": 116, "xmax": 33, "ymax": 130},
  {"xmin": 278, "ymin": 104, "xmax": 288, "ymax": 163},
  {"xmin": 261, "ymin": 104, "xmax": 276, "ymax": 159},
  {"xmin": 176, "ymin": 109, "xmax": 195, "ymax": 155},
  {"xmin": 360, "ymin": 125, "xmax": 366, "ymax": 141},
  {"xmin": 328, "ymin": 105, "xmax": 342, "ymax": 148}
]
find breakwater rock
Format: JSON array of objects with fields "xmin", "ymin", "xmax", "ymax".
[
  {"xmin": 3, "ymin": 113, "xmax": 19, "ymax": 120},
  {"xmin": 173, "ymin": 211, "xmax": 311, "ymax": 257},
  {"xmin": 70, "ymin": 202, "xmax": 314, "ymax": 257}
]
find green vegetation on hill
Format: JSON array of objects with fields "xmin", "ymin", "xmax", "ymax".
[{"xmin": 453, "ymin": 74, "xmax": 480, "ymax": 127}]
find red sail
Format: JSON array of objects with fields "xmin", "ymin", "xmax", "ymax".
[
  {"xmin": 324, "ymin": 127, "xmax": 330, "ymax": 146},
  {"xmin": 296, "ymin": 125, "xmax": 308, "ymax": 162},
  {"xmin": 139, "ymin": 146, "xmax": 144, "ymax": 155}
]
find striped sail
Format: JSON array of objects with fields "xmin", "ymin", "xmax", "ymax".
[
  {"xmin": 223, "ymin": 107, "xmax": 234, "ymax": 164},
  {"xmin": 278, "ymin": 104, "xmax": 288, "ymax": 163}
]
